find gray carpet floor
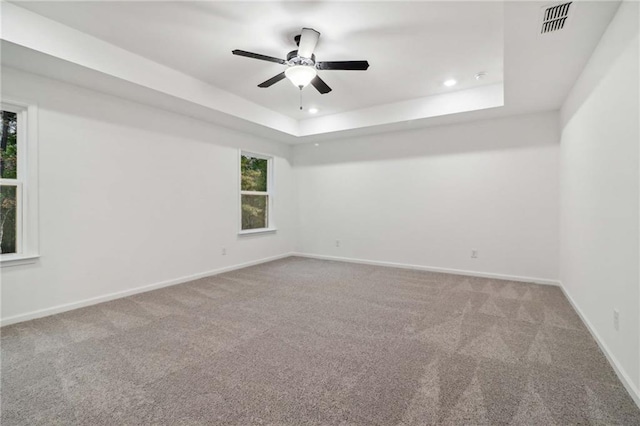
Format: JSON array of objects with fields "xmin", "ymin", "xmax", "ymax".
[{"xmin": 2, "ymin": 257, "xmax": 639, "ymax": 425}]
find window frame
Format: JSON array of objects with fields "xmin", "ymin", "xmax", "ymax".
[
  {"xmin": 238, "ymin": 150, "xmax": 276, "ymax": 235},
  {"xmin": 0, "ymin": 101, "xmax": 39, "ymax": 267}
]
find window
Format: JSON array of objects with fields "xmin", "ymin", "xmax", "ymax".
[
  {"xmin": 0, "ymin": 102, "xmax": 39, "ymax": 266},
  {"xmin": 240, "ymin": 151, "xmax": 274, "ymax": 234},
  {"xmin": 1, "ymin": 110, "xmax": 19, "ymax": 254}
]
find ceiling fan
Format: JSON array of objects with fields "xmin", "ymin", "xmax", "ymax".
[{"xmin": 232, "ymin": 28, "xmax": 369, "ymax": 95}]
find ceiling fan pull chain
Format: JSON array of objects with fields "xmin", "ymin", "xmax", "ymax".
[{"xmin": 299, "ymin": 87, "xmax": 303, "ymax": 110}]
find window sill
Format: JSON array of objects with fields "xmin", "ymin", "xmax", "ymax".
[
  {"xmin": 0, "ymin": 254, "xmax": 40, "ymax": 267},
  {"xmin": 238, "ymin": 228, "xmax": 277, "ymax": 236}
]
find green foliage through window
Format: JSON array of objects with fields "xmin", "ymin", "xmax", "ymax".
[
  {"xmin": 240, "ymin": 154, "xmax": 269, "ymax": 230},
  {"xmin": 241, "ymin": 155, "xmax": 267, "ymax": 192},
  {"xmin": 0, "ymin": 185, "xmax": 17, "ymax": 254},
  {"xmin": 241, "ymin": 195, "xmax": 268, "ymax": 230},
  {"xmin": 1, "ymin": 110, "xmax": 18, "ymax": 253},
  {"xmin": 1, "ymin": 111, "xmax": 17, "ymax": 179}
]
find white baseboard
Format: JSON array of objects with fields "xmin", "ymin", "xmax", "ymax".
[
  {"xmin": 0, "ymin": 252, "xmax": 294, "ymax": 327},
  {"xmin": 292, "ymin": 252, "xmax": 560, "ymax": 286},
  {"xmin": 559, "ymin": 283, "xmax": 640, "ymax": 409}
]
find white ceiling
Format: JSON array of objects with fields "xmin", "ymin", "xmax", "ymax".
[
  {"xmin": 14, "ymin": 1, "xmax": 504, "ymax": 120},
  {"xmin": 2, "ymin": 1, "xmax": 621, "ymax": 142}
]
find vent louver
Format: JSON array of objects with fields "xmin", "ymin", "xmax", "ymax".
[{"xmin": 541, "ymin": 2, "xmax": 572, "ymax": 34}]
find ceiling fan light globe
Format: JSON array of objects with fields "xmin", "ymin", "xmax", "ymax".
[{"xmin": 285, "ymin": 65, "xmax": 317, "ymax": 88}]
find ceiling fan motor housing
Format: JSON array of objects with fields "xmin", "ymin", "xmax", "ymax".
[{"xmin": 287, "ymin": 50, "xmax": 316, "ymax": 66}]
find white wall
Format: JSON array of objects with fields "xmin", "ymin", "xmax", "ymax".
[
  {"xmin": 294, "ymin": 112, "xmax": 560, "ymax": 282},
  {"xmin": 0, "ymin": 68, "xmax": 296, "ymax": 323},
  {"xmin": 560, "ymin": 0, "xmax": 640, "ymax": 395}
]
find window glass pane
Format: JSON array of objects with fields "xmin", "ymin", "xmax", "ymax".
[
  {"xmin": 0, "ymin": 185, "xmax": 17, "ymax": 254},
  {"xmin": 241, "ymin": 194, "xmax": 268, "ymax": 230},
  {"xmin": 241, "ymin": 155, "xmax": 268, "ymax": 192},
  {"xmin": 1, "ymin": 111, "xmax": 18, "ymax": 179}
]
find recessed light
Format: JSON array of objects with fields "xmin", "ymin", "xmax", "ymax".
[
  {"xmin": 475, "ymin": 72, "xmax": 487, "ymax": 80},
  {"xmin": 314, "ymin": 143, "xmax": 320, "ymax": 147},
  {"xmin": 308, "ymin": 107, "xmax": 319, "ymax": 114},
  {"xmin": 443, "ymin": 79, "xmax": 457, "ymax": 87}
]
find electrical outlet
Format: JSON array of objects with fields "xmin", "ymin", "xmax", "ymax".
[
  {"xmin": 221, "ymin": 248, "xmax": 227, "ymax": 256},
  {"xmin": 336, "ymin": 240, "xmax": 341, "ymax": 248},
  {"xmin": 471, "ymin": 249, "xmax": 478, "ymax": 258},
  {"xmin": 613, "ymin": 309, "xmax": 620, "ymax": 331}
]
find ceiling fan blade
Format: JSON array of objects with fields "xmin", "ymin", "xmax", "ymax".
[
  {"xmin": 316, "ymin": 60, "xmax": 369, "ymax": 71},
  {"xmin": 311, "ymin": 75, "xmax": 332, "ymax": 94},
  {"xmin": 258, "ymin": 72, "xmax": 286, "ymax": 88},
  {"xmin": 297, "ymin": 28, "xmax": 320, "ymax": 59},
  {"xmin": 232, "ymin": 50, "xmax": 286, "ymax": 65}
]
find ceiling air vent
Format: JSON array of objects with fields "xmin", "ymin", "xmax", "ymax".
[{"xmin": 541, "ymin": 2, "xmax": 572, "ymax": 34}]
